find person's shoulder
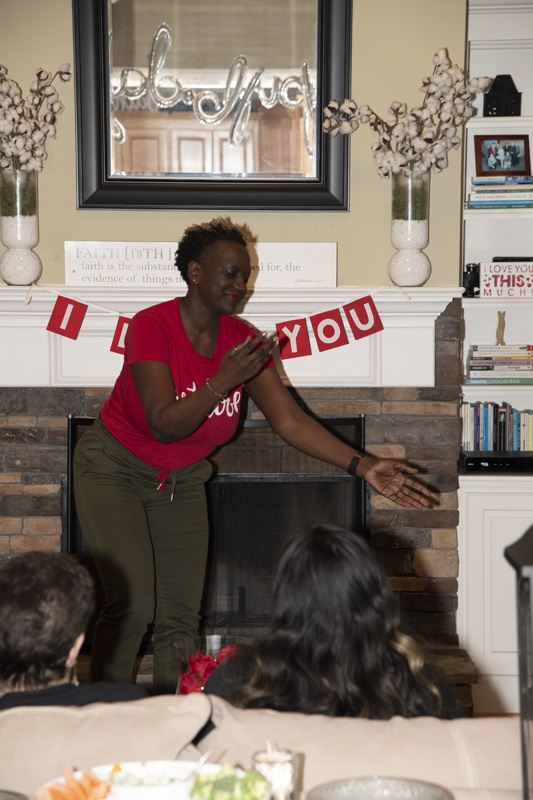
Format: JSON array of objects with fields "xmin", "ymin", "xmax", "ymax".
[
  {"xmin": 132, "ymin": 299, "xmax": 179, "ymax": 324},
  {"xmin": 223, "ymin": 315, "xmax": 256, "ymax": 337},
  {"xmin": 83, "ymin": 682, "xmax": 149, "ymax": 703}
]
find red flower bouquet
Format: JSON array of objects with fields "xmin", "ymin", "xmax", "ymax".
[{"xmin": 178, "ymin": 644, "xmax": 235, "ymax": 694}]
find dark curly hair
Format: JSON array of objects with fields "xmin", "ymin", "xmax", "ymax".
[
  {"xmin": 0, "ymin": 552, "xmax": 94, "ymax": 690},
  {"xmin": 220, "ymin": 525, "xmax": 448, "ymax": 719},
  {"xmin": 175, "ymin": 218, "xmax": 248, "ymax": 284}
]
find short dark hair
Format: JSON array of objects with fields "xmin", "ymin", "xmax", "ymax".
[
  {"xmin": 175, "ymin": 218, "xmax": 247, "ymax": 284},
  {"xmin": 0, "ymin": 552, "xmax": 94, "ymax": 690}
]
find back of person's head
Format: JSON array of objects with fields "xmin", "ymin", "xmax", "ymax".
[
  {"xmin": 175, "ymin": 218, "xmax": 247, "ymax": 283},
  {"xmin": 230, "ymin": 524, "xmax": 442, "ymax": 718},
  {"xmin": 0, "ymin": 552, "xmax": 94, "ymax": 690}
]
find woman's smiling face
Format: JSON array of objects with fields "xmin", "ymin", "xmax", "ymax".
[{"xmin": 189, "ymin": 240, "xmax": 251, "ymax": 315}]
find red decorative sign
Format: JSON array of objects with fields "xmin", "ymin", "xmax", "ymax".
[
  {"xmin": 110, "ymin": 316, "xmax": 131, "ymax": 354},
  {"xmin": 309, "ymin": 308, "xmax": 349, "ymax": 352},
  {"xmin": 276, "ymin": 318, "xmax": 312, "ymax": 360},
  {"xmin": 343, "ymin": 295, "xmax": 384, "ymax": 339},
  {"xmin": 46, "ymin": 296, "xmax": 88, "ymax": 340}
]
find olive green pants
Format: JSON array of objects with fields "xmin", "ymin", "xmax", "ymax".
[{"xmin": 73, "ymin": 419, "xmax": 212, "ymax": 694}]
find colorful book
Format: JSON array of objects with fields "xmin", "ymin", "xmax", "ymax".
[{"xmin": 468, "ymin": 200, "xmax": 533, "ymax": 209}]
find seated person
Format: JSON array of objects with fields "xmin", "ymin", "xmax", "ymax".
[
  {"xmin": 0, "ymin": 551, "xmax": 148, "ymax": 709},
  {"xmin": 205, "ymin": 524, "xmax": 464, "ymax": 719}
]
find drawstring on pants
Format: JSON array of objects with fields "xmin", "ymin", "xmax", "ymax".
[{"xmin": 156, "ymin": 468, "xmax": 176, "ymax": 501}]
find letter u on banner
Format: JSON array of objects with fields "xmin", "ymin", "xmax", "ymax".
[
  {"xmin": 276, "ymin": 318, "xmax": 312, "ymax": 359},
  {"xmin": 309, "ymin": 308, "xmax": 348, "ymax": 352},
  {"xmin": 343, "ymin": 295, "xmax": 383, "ymax": 339},
  {"xmin": 46, "ymin": 296, "xmax": 88, "ymax": 340}
]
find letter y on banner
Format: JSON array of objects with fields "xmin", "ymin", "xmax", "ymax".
[
  {"xmin": 46, "ymin": 296, "xmax": 88, "ymax": 340},
  {"xmin": 276, "ymin": 318, "xmax": 312, "ymax": 359},
  {"xmin": 343, "ymin": 295, "xmax": 383, "ymax": 340}
]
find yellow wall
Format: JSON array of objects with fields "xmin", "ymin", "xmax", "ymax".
[{"xmin": 0, "ymin": 0, "xmax": 468, "ymax": 286}]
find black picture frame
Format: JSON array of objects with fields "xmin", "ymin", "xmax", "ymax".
[
  {"xmin": 71, "ymin": 0, "xmax": 352, "ymax": 211},
  {"xmin": 474, "ymin": 134, "xmax": 531, "ymax": 177}
]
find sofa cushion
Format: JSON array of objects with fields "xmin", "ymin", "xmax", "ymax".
[
  {"xmin": 0, "ymin": 693, "xmax": 211, "ymax": 796},
  {"xmin": 201, "ymin": 696, "xmax": 521, "ymax": 794}
]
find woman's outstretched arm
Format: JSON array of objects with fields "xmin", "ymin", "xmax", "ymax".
[{"xmin": 245, "ymin": 367, "xmax": 433, "ymax": 510}]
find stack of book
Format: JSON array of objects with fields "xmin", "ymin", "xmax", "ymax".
[
  {"xmin": 467, "ymin": 175, "xmax": 533, "ymax": 209},
  {"xmin": 461, "ymin": 400, "xmax": 533, "ymax": 451},
  {"xmin": 465, "ymin": 344, "xmax": 533, "ymax": 384}
]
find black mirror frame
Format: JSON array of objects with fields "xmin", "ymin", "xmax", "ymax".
[{"xmin": 72, "ymin": 0, "xmax": 352, "ymax": 211}]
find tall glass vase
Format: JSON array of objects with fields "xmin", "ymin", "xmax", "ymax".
[
  {"xmin": 388, "ymin": 170, "xmax": 431, "ymax": 287},
  {"xmin": 0, "ymin": 169, "xmax": 42, "ymax": 286}
]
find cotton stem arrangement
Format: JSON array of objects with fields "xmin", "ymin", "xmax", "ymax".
[{"xmin": 323, "ymin": 49, "xmax": 492, "ymax": 179}]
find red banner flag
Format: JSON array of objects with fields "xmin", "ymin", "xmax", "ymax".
[
  {"xmin": 343, "ymin": 296, "xmax": 384, "ymax": 339},
  {"xmin": 276, "ymin": 318, "xmax": 312, "ymax": 359},
  {"xmin": 46, "ymin": 296, "xmax": 88, "ymax": 340},
  {"xmin": 309, "ymin": 308, "xmax": 349, "ymax": 352},
  {"xmin": 110, "ymin": 316, "xmax": 131, "ymax": 355}
]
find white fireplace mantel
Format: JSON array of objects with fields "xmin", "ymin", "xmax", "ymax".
[{"xmin": 0, "ymin": 285, "xmax": 463, "ymax": 388}]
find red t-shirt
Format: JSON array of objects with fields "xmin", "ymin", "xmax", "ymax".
[{"xmin": 102, "ymin": 298, "xmax": 272, "ymax": 469}]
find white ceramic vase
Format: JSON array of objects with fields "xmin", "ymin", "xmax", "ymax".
[
  {"xmin": 0, "ymin": 169, "xmax": 42, "ymax": 286},
  {"xmin": 388, "ymin": 170, "xmax": 431, "ymax": 287}
]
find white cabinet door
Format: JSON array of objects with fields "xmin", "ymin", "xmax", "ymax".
[{"xmin": 458, "ymin": 475, "xmax": 533, "ymax": 712}]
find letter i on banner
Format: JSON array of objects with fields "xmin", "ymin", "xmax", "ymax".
[
  {"xmin": 309, "ymin": 308, "xmax": 349, "ymax": 352},
  {"xmin": 110, "ymin": 316, "xmax": 131, "ymax": 355},
  {"xmin": 276, "ymin": 318, "xmax": 312, "ymax": 359},
  {"xmin": 343, "ymin": 295, "xmax": 383, "ymax": 339},
  {"xmin": 46, "ymin": 296, "xmax": 88, "ymax": 340}
]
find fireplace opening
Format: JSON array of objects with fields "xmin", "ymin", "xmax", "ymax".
[{"xmin": 62, "ymin": 415, "xmax": 366, "ymax": 642}]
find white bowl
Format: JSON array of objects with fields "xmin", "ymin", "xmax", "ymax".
[{"xmin": 40, "ymin": 760, "xmax": 223, "ymax": 800}]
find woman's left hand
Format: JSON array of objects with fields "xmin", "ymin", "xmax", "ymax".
[{"xmin": 355, "ymin": 456, "xmax": 433, "ymax": 509}]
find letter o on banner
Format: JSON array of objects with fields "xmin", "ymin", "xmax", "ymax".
[{"xmin": 310, "ymin": 308, "xmax": 348, "ymax": 352}]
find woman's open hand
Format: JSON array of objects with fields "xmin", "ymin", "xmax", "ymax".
[
  {"xmin": 213, "ymin": 333, "xmax": 278, "ymax": 394},
  {"xmin": 355, "ymin": 456, "xmax": 433, "ymax": 509}
]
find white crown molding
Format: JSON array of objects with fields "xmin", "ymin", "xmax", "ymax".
[
  {"xmin": 470, "ymin": 38, "xmax": 533, "ymax": 49},
  {"xmin": 0, "ymin": 285, "xmax": 463, "ymax": 388}
]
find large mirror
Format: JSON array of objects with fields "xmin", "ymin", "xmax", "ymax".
[{"xmin": 72, "ymin": 0, "xmax": 352, "ymax": 210}]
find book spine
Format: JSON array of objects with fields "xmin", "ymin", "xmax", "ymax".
[
  {"xmin": 469, "ymin": 192, "xmax": 533, "ymax": 201},
  {"xmin": 468, "ymin": 359, "xmax": 533, "ymax": 365},
  {"xmin": 468, "ymin": 356, "xmax": 533, "ymax": 362},
  {"xmin": 469, "ymin": 185, "xmax": 533, "ymax": 193},
  {"xmin": 472, "ymin": 176, "xmax": 533, "ymax": 184},
  {"xmin": 468, "ymin": 365, "xmax": 533, "ymax": 371},
  {"xmin": 472, "ymin": 345, "xmax": 533, "ymax": 351},
  {"xmin": 468, "ymin": 201, "xmax": 533, "ymax": 208},
  {"xmin": 468, "ymin": 370, "xmax": 533, "ymax": 378},
  {"xmin": 464, "ymin": 377, "xmax": 533, "ymax": 384}
]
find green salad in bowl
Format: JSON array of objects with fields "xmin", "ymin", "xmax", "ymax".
[{"xmin": 191, "ymin": 763, "xmax": 270, "ymax": 800}]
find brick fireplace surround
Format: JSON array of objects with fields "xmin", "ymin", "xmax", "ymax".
[{"xmin": 0, "ymin": 290, "xmax": 477, "ymax": 707}]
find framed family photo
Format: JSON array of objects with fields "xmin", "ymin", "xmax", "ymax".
[{"xmin": 474, "ymin": 134, "xmax": 531, "ymax": 177}]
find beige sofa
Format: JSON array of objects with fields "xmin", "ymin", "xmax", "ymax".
[{"xmin": 0, "ymin": 693, "xmax": 521, "ymax": 800}]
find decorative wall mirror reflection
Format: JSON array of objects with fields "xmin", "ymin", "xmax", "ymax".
[{"xmin": 72, "ymin": 0, "xmax": 352, "ymax": 210}]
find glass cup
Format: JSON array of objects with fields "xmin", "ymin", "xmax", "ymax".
[{"xmin": 172, "ymin": 634, "xmax": 250, "ymax": 693}]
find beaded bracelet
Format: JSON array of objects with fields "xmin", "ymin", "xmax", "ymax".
[{"xmin": 205, "ymin": 378, "xmax": 228, "ymax": 400}]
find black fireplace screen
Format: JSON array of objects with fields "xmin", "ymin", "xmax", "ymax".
[{"xmin": 62, "ymin": 415, "xmax": 366, "ymax": 638}]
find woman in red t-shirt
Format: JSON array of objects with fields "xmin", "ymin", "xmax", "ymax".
[{"xmin": 74, "ymin": 219, "xmax": 432, "ymax": 694}]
